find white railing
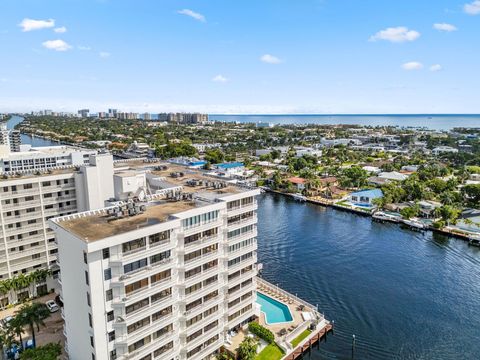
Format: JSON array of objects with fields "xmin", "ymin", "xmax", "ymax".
[{"xmin": 256, "ymin": 277, "xmax": 323, "ymax": 319}]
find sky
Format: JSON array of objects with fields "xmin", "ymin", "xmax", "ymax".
[{"xmin": 0, "ymin": 0, "xmax": 479, "ymax": 114}]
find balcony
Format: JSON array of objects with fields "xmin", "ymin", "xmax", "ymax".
[
  {"xmin": 116, "ymin": 334, "xmax": 179, "ymax": 360},
  {"xmin": 227, "ymin": 215, "xmax": 257, "ymax": 231},
  {"xmin": 184, "ymin": 266, "xmax": 219, "ymax": 288},
  {"xmin": 185, "ymin": 325, "xmax": 222, "ymax": 352},
  {"xmin": 115, "ymin": 319, "xmax": 176, "ymax": 347},
  {"xmin": 227, "ymin": 254, "xmax": 257, "ymax": 275},
  {"xmin": 8, "ymin": 247, "xmax": 47, "ymax": 260},
  {"xmin": 227, "ymin": 269, "xmax": 256, "ymax": 289},
  {"xmin": 227, "ymin": 229, "xmax": 257, "ymax": 245},
  {"xmin": 227, "ymin": 202, "xmax": 258, "ymax": 217},
  {"xmin": 3, "ymin": 188, "xmax": 41, "ymax": 198},
  {"xmin": 184, "ymin": 295, "xmax": 224, "ymax": 319},
  {"xmin": 182, "ymin": 235, "xmax": 219, "ymax": 253},
  {"xmin": 228, "ymin": 295, "xmax": 254, "ymax": 316},
  {"xmin": 227, "ymin": 281, "xmax": 256, "ymax": 300},
  {"xmin": 228, "ymin": 242, "xmax": 257, "ymax": 258},
  {"xmin": 184, "ymin": 250, "xmax": 219, "ymax": 270},
  {"xmin": 186, "ymin": 311, "xmax": 223, "ymax": 335},
  {"xmin": 183, "ymin": 219, "xmax": 223, "ymax": 237},
  {"xmin": 113, "ymin": 280, "xmax": 174, "ymax": 306},
  {"xmin": 185, "ymin": 337, "xmax": 223, "ymax": 360},
  {"xmin": 183, "ymin": 281, "xmax": 222, "ymax": 303},
  {"xmin": 111, "ymin": 260, "xmax": 173, "ymax": 286}
]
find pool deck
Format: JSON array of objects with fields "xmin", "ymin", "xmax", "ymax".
[{"xmin": 225, "ymin": 277, "xmax": 331, "ymax": 359}]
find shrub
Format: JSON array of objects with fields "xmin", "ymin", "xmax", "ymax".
[{"xmin": 248, "ymin": 322, "xmax": 275, "ymax": 344}]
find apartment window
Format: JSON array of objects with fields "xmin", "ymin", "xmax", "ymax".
[
  {"xmin": 150, "ymin": 250, "xmax": 171, "ymax": 265},
  {"xmin": 126, "ymin": 298, "xmax": 149, "ymax": 315},
  {"xmin": 86, "ymin": 292, "xmax": 91, "ymax": 307},
  {"xmin": 127, "ymin": 316, "xmax": 150, "ymax": 334},
  {"xmin": 83, "ymin": 252, "xmax": 88, "ymax": 264},
  {"xmin": 123, "ymin": 258, "xmax": 147, "ymax": 274},
  {"xmin": 110, "ymin": 350, "xmax": 117, "ymax": 360},
  {"xmin": 106, "ymin": 289, "xmax": 113, "ymax": 301},
  {"xmin": 108, "ymin": 331, "xmax": 115, "ymax": 342},
  {"xmin": 149, "ymin": 231, "xmax": 170, "ymax": 246},
  {"xmin": 32, "ymin": 254, "xmax": 40, "ymax": 260},
  {"xmin": 151, "ymin": 288, "xmax": 171, "ymax": 304},
  {"xmin": 152, "ymin": 306, "xmax": 172, "ymax": 322},
  {"xmin": 104, "ymin": 268, "xmax": 112, "ymax": 281},
  {"xmin": 128, "ymin": 336, "xmax": 151, "ymax": 353},
  {"xmin": 88, "ymin": 313, "xmax": 93, "ymax": 327},
  {"xmin": 102, "ymin": 248, "xmax": 110, "ymax": 259},
  {"xmin": 90, "ymin": 336, "xmax": 94, "ymax": 347},
  {"xmin": 107, "ymin": 311, "xmax": 114, "ymax": 322},
  {"xmin": 25, "ymin": 196, "xmax": 34, "ymax": 201},
  {"xmin": 125, "ymin": 278, "xmax": 148, "ymax": 295},
  {"xmin": 150, "ymin": 269, "xmax": 170, "ymax": 284},
  {"xmin": 122, "ymin": 238, "xmax": 145, "ymax": 254},
  {"xmin": 92, "ymin": 354, "xmax": 95, "ymax": 360},
  {"xmin": 85, "ymin": 271, "xmax": 89, "ymax": 285}
]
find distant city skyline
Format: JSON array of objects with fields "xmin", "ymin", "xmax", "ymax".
[{"xmin": 1, "ymin": 0, "xmax": 479, "ymax": 114}]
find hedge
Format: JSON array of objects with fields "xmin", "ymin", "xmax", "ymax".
[{"xmin": 248, "ymin": 322, "xmax": 274, "ymax": 344}]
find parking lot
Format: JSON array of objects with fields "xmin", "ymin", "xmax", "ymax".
[{"xmin": 0, "ymin": 293, "xmax": 65, "ymax": 353}]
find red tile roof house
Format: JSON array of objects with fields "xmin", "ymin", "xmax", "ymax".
[{"xmin": 287, "ymin": 177, "xmax": 307, "ymax": 192}]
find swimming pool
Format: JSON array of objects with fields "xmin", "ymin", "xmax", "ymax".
[{"xmin": 256, "ymin": 292, "xmax": 293, "ymax": 324}]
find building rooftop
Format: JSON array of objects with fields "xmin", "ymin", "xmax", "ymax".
[{"xmin": 58, "ymin": 200, "xmax": 197, "ymax": 242}]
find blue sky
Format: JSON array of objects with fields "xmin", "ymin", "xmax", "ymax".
[{"xmin": 0, "ymin": 0, "xmax": 479, "ymax": 114}]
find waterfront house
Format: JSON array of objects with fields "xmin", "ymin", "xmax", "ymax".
[
  {"xmin": 287, "ymin": 177, "xmax": 307, "ymax": 192},
  {"xmin": 348, "ymin": 189, "xmax": 383, "ymax": 205},
  {"xmin": 432, "ymin": 146, "xmax": 459, "ymax": 156},
  {"xmin": 305, "ymin": 176, "xmax": 339, "ymax": 197},
  {"xmin": 378, "ymin": 171, "xmax": 409, "ymax": 182},
  {"xmin": 455, "ymin": 209, "xmax": 480, "ymax": 234},
  {"xmin": 417, "ymin": 200, "xmax": 442, "ymax": 218}
]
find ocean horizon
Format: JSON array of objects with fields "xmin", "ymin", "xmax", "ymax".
[{"xmin": 209, "ymin": 114, "xmax": 480, "ymax": 131}]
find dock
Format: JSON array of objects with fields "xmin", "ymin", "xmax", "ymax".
[{"xmin": 284, "ymin": 323, "xmax": 334, "ymax": 360}]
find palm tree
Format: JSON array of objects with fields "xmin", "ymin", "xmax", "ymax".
[
  {"xmin": 236, "ymin": 336, "xmax": 258, "ymax": 360},
  {"xmin": 8, "ymin": 315, "xmax": 25, "ymax": 350},
  {"xmin": 15, "ymin": 302, "xmax": 50, "ymax": 348}
]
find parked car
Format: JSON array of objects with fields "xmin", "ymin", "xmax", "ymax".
[
  {"xmin": 1, "ymin": 315, "xmax": 13, "ymax": 328},
  {"xmin": 45, "ymin": 300, "xmax": 59, "ymax": 313}
]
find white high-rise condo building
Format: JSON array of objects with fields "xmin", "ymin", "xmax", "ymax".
[
  {"xmin": 50, "ymin": 167, "xmax": 259, "ymax": 360},
  {"xmin": 0, "ymin": 153, "xmax": 115, "ymax": 305}
]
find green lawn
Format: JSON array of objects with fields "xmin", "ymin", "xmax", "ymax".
[
  {"xmin": 290, "ymin": 329, "xmax": 312, "ymax": 348},
  {"xmin": 256, "ymin": 343, "xmax": 284, "ymax": 360}
]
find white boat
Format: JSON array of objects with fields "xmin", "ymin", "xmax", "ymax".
[
  {"xmin": 402, "ymin": 218, "xmax": 427, "ymax": 230},
  {"xmin": 292, "ymin": 193, "xmax": 307, "ymax": 202},
  {"xmin": 372, "ymin": 211, "xmax": 400, "ymax": 223}
]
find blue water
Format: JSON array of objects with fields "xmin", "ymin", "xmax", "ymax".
[
  {"xmin": 6, "ymin": 115, "xmax": 62, "ymax": 147},
  {"xmin": 257, "ymin": 193, "xmax": 480, "ymax": 359},
  {"xmin": 257, "ymin": 292, "xmax": 294, "ymax": 324},
  {"xmin": 210, "ymin": 114, "xmax": 480, "ymax": 131}
]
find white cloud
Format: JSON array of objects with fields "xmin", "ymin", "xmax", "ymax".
[
  {"xmin": 177, "ymin": 9, "xmax": 206, "ymax": 22},
  {"xmin": 42, "ymin": 39, "xmax": 72, "ymax": 51},
  {"xmin": 402, "ymin": 61, "xmax": 423, "ymax": 70},
  {"xmin": 99, "ymin": 51, "xmax": 111, "ymax": 58},
  {"xmin": 433, "ymin": 23, "xmax": 457, "ymax": 32},
  {"xmin": 53, "ymin": 26, "xmax": 67, "ymax": 33},
  {"xmin": 19, "ymin": 18, "xmax": 55, "ymax": 32},
  {"xmin": 464, "ymin": 0, "xmax": 480, "ymax": 14},
  {"xmin": 78, "ymin": 45, "xmax": 91, "ymax": 51},
  {"xmin": 212, "ymin": 74, "xmax": 228, "ymax": 83},
  {"xmin": 260, "ymin": 54, "xmax": 282, "ymax": 64},
  {"xmin": 429, "ymin": 64, "xmax": 442, "ymax": 72},
  {"xmin": 369, "ymin": 26, "xmax": 420, "ymax": 43}
]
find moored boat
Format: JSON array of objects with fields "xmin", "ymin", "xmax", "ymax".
[
  {"xmin": 373, "ymin": 211, "xmax": 401, "ymax": 223},
  {"xmin": 402, "ymin": 218, "xmax": 427, "ymax": 231},
  {"xmin": 292, "ymin": 193, "xmax": 307, "ymax": 202}
]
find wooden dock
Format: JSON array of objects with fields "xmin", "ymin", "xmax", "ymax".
[{"xmin": 283, "ymin": 324, "xmax": 334, "ymax": 360}]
